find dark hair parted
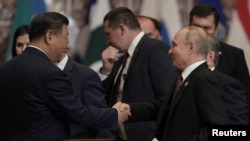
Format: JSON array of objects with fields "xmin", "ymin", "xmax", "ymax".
[
  {"xmin": 103, "ymin": 7, "xmax": 140, "ymax": 30},
  {"xmin": 29, "ymin": 12, "xmax": 69, "ymax": 41},
  {"xmin": 189, "ymin": 5, "xmax": 220, "ymax": 27},
  {"xmin": 12, "ymin": 24, "xmax": 30, "ymax": 57}
]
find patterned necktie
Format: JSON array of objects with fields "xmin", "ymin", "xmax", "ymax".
[{"xmin": 111, "ymin": 52, "xmax": 129, "ymax": 105}]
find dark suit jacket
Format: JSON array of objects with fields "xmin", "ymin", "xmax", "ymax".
[
  {"xmin": 63, "ymin": 58, "xmax": 114, "ymax": 139},
  {"xmin": 129, "ymin": 63, "xmax": 229, "ymax": 141},
  {"xmin": 217, "ymin": 42, "xmax": 250, "ymax": 123},
  {"xmin": 0, "ymin": 47, "xmax": 117, "ymax": 141},
  {"xmin": 213, "ymin": 69, "xmax": 248, "ymax": 124},
  {"xmin": 103, "ymin": 35, "xmax": 179, "ymax": 141}
]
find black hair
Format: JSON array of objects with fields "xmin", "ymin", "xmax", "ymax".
[
  {"xmin": 29, "ymin": 12, "xmax": 69, "ymax": 42},
  {"xmin": 189, "ymin": 5, "xmax": 220, "ymax": 27},
  {"xmin": 12, "ymin": 24, "xmax": 30, "ymax": 57},
  {"xmin": 103, "ymin": 7, "xmax": 140, "ymax": 30}
]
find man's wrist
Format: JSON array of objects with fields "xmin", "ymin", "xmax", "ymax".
[{"xmin": 100, "ymin": 67, "xmax": 110, "ymax": 75}]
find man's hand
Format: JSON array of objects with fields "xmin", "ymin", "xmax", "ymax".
[
  {"xmin": 100, "ymin": 46, "xmax": 119, "ymax": 75},
  {"xmin": 113, "ymin": 102, "xmax": 131, "ymax": 124}
]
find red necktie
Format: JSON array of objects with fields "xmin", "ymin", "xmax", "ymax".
[
  {"xmin": 111, "ymin": 52, "xmax": 129, "ymax": 105},
  {"xmin": 171, "ymin": 75, "xmax": 183, "ymax": 102}
]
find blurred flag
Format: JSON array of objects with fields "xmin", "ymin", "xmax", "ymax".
[
  {"xmin": 82, "ymin": 0, "xmax": 110, "ymax": 67},
  {"xmin": 160, "ymin": 20, "xmax": 171, "ymax": 47},
  {"xmin": 198, "ymin": 0, "xmax": 250, "ymax": 72},
  {"xmin": 140, "ymin": 0, "xmax": 182, "ymax": 47},
  {"xmin": 227, "ymin": 0, "xmax": 250, "ymax": 71},
  {"xmin": 4, "ymin": 0, "xmax": 46, "ymax": 61}
]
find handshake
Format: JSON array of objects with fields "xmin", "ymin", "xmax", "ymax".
[{"xmin": 112, "ymin": 102, "xmax": 131, "ymax": 124}]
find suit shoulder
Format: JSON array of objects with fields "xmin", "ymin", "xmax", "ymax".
[
  {"xmin": 219, "ymin": 42, "xmax": 244, "ymax": 53},
  {"xmin": 217, "ymin": 71, "xmax": 244, "ymax": 86},
  {"xmin": 73, "ymin": 61, "xmax": 97, "ymax": 75}
]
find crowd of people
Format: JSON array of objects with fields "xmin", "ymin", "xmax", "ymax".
[{"xmin": 0, "ymin": 4, "xmax": 249, "ymax": 141}]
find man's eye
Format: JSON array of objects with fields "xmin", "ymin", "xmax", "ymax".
[
  {"xmin": 203, "ymin": 27, "xmax": 210, "ymax": 30},
  {"xmin": 16, "ymin": 43, "xmax": 24, "ymax": 47}
]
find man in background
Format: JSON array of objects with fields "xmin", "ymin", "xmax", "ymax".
[
  {"xmin": 56, "ymin": 52, "xmax": 115, "ymax": 139},
  {"xmin": 137, "ymin": 15, "xmax": 162, "ymax": 40},
  {"xmin": 189, "ymin": 4, "xmax": 250, "ymax": 124},
  {"xmin": 206, "ymin": 33, "xmax": 248, "ymax": 125}
]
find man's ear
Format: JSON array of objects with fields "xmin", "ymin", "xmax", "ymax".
[
  {"xmin": 207, "ymin": 51, "xmax": 213, "ymax": 60},
  {"xmin": 206, "ymin": 51, "xmax": 215, "ymax": 67},
  {"xmin": 45, "ymin": 30, "xmax": 53, "ymax": 44},
  {"xmin": 119, "ymin": 24, "xmax": 126, "ymax": 36},
  {"xmin": 188, "ymin": 42, "xmax": 195, "ymax": 55}
]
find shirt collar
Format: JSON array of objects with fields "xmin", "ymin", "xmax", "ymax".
[
  {"xmin": 182, "ymin": 60, "xmax": 206, "ymax": 81},
  {"xmin": 210, "ymin": 66, "xmax": 215, "ymax": 71},
  {"xmin": 127, "ymin": 31, "xmax": 145, "ymax": 56},
  {"xmin": 56, "ymin": 55, "xmax": 69, "ymax": 70}
]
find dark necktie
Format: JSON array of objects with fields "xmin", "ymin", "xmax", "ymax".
[
  {"xmin": 171, "ymin": 75, "xmax": 183, "ymax": 102},
  {"xmin": 111, "ymin": 52, "xmax": 129, "ymax": 105}
]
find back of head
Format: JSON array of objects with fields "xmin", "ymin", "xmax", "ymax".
[
  {"xmin": 184, "ymin": 26, "xmax": 210, "ymax": 57},
  {"xmin": 12, "ymin": 24, "xmax": 30, "ymax": 57},
  {"xmin": 103, "ymin": 7, "xmax": 140, "ymax": 30},
  {"xmin": 137, "ymin": 15, "xmax": 161, "ymax": 33},
  {"xmin": 207, "ymin": 33, "xmax": 220, "ymax": 66},
  {"xmin": 150, "ymin": 17, "xmax": 161, "ymax": 33},
  {"xmin": 29, "ymin": 12, "xmax": 69, "ymax": 42},
  {"xmin": 189, "ymin": 5, "xmax": 220, "ymax": 27}
]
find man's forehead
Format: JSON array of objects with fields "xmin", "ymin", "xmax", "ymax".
[{"xmin": 191, "ymin": 15, "xmax": 215, "ymax": 24}]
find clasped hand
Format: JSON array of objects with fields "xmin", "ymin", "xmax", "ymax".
[{"xmin": 112, "ymin": 102, "xmax": 131, "ymax": 124}]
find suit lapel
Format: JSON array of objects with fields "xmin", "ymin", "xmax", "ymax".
[
  {"xmin": 166, "ymin": 63, "xmax": 208, "ymax": 123},
  {"xmin": 124, "ymin": 35, "xmax": 147, "ymax": 81}
]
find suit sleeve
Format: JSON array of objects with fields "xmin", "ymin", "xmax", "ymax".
[
  {"xmin": 45, "ymin": 70, "xmax": 118, "ymax": 130},
  {"xmin": 223, "ymin": 76, "xmax": 248, "ymax": 124},
  {"xmin": 81, "ymin": 70, "xmax": 108, "ymax": 107},
  {"xmin": 80, "ymin": 69, "xmax": 115, "ymax": 138},
  {"xmin": 192, "ymin": 75, "xmax": 229, "ymax": 141},
  {"xmin": 129, "ymin": 98, "xmax": 163, "ymax": 122}
]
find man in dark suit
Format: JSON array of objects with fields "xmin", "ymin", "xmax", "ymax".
[
  {"xmin": 0, "ymin": 12, "xmax": 130, "ymax": 141},
  {"xmin": 189, "ymin": 5, "xmax": 250, "ymax": 123},
  {"xmin": 206, "ymin": 33, "xmax": 248, "ymax": 124},
  {"xmin": 119, "ymin": 26, "xmax": 229, "ymax": 141},
  {"xmin": 100, "ymin": 7, "xmax": 179, "ymax": 141},
  {"xmin": 57, "ymin": 53, "xmax": 115, "ymax": 139},
  {"xmin": 56, "ymin": 54, "xmax": 114, "ymax": 139}
]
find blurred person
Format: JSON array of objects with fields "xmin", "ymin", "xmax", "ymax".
[
  {"xmin": 0, "ymin": 12, "xmax": 130, "ymax": 141},
  {"xmin": 121, "ymin": 26, "xmax": 228, "ymax": 141},
  {"xmin": 100, "ymin": 7, "xmax": 178, "ymax": 141},
  {"xmin": 56, "ymin": 52, "xmax": 115, "ymax": 139},
  {"xmin": 12, "ymin": 24, "xmax": 30, "ymax": 57},
  {"xmin": 206, "ymin": 33, "xmax": 248, "ymax": 125},
  {"xmin": 137, "ymin": 15, "xmax": 162, "ymax": 40},
  {"xmin": 189, "ymin": 5, "xmax": 250, "ymax": 123}
]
